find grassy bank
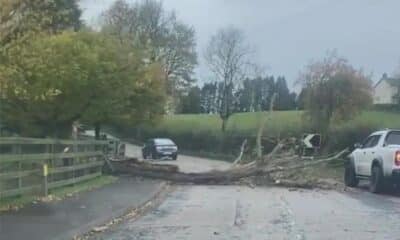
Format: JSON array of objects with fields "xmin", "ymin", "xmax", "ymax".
[
  {"xmin": 149, "ymin": 111, "xmax": 400, "ymax": 135},
  {"xmin": 112, "ymin": 110, "xmax": 400, "ymax": 159},
  {"xmin": 149, "ymin": 111, "xmax": 304, "ymax": 137},
  {"xmin": 0, "ymin": 175, "xmax": 117, "ymax": 212}
]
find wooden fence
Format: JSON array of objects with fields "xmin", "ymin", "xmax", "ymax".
[{"xmin": 0, "ymin": 137, "xmax": 108, "ymax": 200}]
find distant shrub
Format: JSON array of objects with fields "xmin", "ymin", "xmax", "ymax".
[
  {"xmin": 371, "ymin": 104, "xmax": 400, "ymax": 113},
  {"xmin": 324, "ymin": 123, "xmax": 379, "ymax": 153}
]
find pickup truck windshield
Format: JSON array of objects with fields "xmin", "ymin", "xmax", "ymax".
[{"xmin": 385, "ymin": 131, "xmax": 400, "ymax": 145}]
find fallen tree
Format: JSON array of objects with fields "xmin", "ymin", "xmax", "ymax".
[{"xmin": 112, "ymin": 139, "xmax": 349, "ymax": 186}]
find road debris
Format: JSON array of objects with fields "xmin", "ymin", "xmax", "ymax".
[{"xmin": 111, "ymin": 139, "xmax": 349, "ymax": 190}]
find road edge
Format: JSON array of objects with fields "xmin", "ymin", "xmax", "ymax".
[{"xmin": 74, "ymin": 181, "xmax": 174, "ymax": 240}]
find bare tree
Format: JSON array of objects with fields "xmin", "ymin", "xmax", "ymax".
[
  {"xmin": 101, "ymin": 0, "xmax": 197, "ymax": 107},
  {"xmin": 298, "ymin": 51, "xmax": 372, "ymax": 132},
  {"xmin": 204, "ymin": 26, "xmax": 253, "ymax": 131}
]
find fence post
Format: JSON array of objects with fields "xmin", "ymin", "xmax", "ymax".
[
  {"xmin": 72, "ymin": 127, "xmax": 78, "ymax": 184},
  {"xmin": 43, "ymin": 142, "xmax": 51, "ymax": 197},
  {"xmin": 72, "ymin": 142, "xmax": 77, "ymax": 184},
  {"xmin": 42, "ymin": 163, "xmax": 48, "ymax": 197},
  {"xmin": 12, "ymin": 144, "xmax": 22, "ymax": 190}
]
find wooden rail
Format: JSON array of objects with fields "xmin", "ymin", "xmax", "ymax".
[{"xmin": 0, "ymin": 137, "xmax": 108, "ymax": 199}]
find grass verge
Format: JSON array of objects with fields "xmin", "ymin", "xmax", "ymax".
[{"xmin": 0, "ymin": 175, "xmax": 118, "ymax": 213}]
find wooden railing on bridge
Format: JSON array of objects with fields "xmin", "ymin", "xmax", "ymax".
[{"xmin": 0, "ymin": 137, "xmax": 108, "ymax": 200}]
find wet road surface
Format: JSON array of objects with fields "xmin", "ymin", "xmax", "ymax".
[
  {"xmin": 91, "ymin": 185, "xmax": 400, "ymax": 240},
  {"xmin": 125, "ymin": 143, "xmax": 231, "ymax": 173},
  {"xmin": 85, "ymin": 142, "xmax": 400, "ymax": 239},
  {"xmin": 0, "ymin": 177, "xmax": 163, "ymax": 240}
]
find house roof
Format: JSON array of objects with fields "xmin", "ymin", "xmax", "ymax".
[{"xmin": 374, "ymin": 73, "xmax": 398, "ymax": 88}]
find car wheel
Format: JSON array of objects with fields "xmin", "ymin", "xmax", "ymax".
[
  {"xmin": 370, "ymin": 164, "xmax": 384, "ymax": 193},
  {"xmin": 172, "ymin": 154, "xmax": 178, "ymax": 161},
  {"xmin": 344, "ymin": 161, "xmax": 358, "ymax": 187},
  {"xmin": 151, "ymin": 152, "xmax": 157, "ymax": 160}
]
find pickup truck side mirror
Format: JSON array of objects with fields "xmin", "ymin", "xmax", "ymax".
[{"xmin": 354, "ymin": 143, "xmax": 362, "ymax": 149}]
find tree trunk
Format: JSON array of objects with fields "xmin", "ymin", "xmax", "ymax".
[
  {"xmin": 111, "ymin": 147, "xmax": 350, "ymax": 185},
  {"xmin": 256, "ymin": 93, "xmax": 277, "ymax": 160},
  {"xmin": 95, "ymin": 123, "xmax": 101, "ymax": 140},
  {"xmin": 221, "ymin": 117, "xmax": 227, "ymax": 132}
]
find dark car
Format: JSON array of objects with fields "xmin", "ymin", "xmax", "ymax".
[{"xmin": 142, "ymin": 138, "xmax": 178, "ymax": 160}]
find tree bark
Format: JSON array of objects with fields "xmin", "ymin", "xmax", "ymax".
[
  {"xmin": 232, "ymin": 139, "xmax": 247, "ymax": 166},
  {"xmin": 221, "ymin": 117, "xmax": 227, "ymax": 132},
  {"xmin": 256, "ymin": 93, "xmax": 277, "ymax": 160}
]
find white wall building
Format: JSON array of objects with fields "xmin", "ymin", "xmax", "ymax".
[{"xmin": 373, "ymin": 74, "xmax": 399, "ymax": 105}]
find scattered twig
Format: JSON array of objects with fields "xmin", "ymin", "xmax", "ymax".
[
  {"xmin": 256, "ymin": 93, "xmax": 277, "ymax": 160},
  {"xmin": 232, "ymin": 139, "xmax": 248, "ymax": 166}
]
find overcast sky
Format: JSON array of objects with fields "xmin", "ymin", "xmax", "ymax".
[{"xmin": 80, "ymin": 0, "xmax": 400, "ymax": 89}]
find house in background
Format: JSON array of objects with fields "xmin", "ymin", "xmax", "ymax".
[{"xmin": 373, "ymin": 73, "xmax": 399, "ymax": 105}]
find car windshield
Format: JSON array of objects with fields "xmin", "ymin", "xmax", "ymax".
[
  {"xmin": 386, "ymin": 131, "xmax": 400, "ymax": 145},
  {"xmin": 154, "ymin": 139, "xmax": 175, "ymax": 146}
]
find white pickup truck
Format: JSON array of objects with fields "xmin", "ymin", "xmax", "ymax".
[{"xmin": 345, "ymin": 129, "xmax": 400, "ymax": 193}]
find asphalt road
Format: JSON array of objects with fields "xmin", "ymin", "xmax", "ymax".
[
  {"xmin": 0, "ymin": 178, "xmax": 164, "ymax": 240},
  {"xmin": 92, "ymin": 185, "xmax": 400, "ymax": 240},
  {"xmin": 90, "ymin": 143, "xmax": 400, "ymax": 240},
  {"xmin": 125, "ymin": 143, "xmax": 231, "ymax": 173}
]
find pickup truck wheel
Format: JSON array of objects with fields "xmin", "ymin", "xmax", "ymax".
[
  {"xmin": 344, "ymin": 162, "xmax": 359, "ymax": 187},
  {"xmin": 370, "ymin": 165, "xmax": 384, "ymax": 193}
]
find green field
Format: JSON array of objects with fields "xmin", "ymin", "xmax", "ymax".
[
  {"xmin": 151, "ymin": 111, "xmax": 400, "ymax": 136},
  {"xmin": 114, "ymin": 110, "xmax": 400, "ymax": 157}
]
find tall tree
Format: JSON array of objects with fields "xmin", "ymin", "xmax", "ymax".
[
  {"xmin": 275, "ymin": 76, "xmax": 293, "ymax": 110},
  {"xmin": 179, "ymin": 86, "xmax": 201, "ymax": 114},
  {"xmin": 101, "ymin": 0, "xmax": 197, "ymax": 104},
  {"xmin": 0, "ymin": 31, "xmax": 165, "ymax": 137},
  {"xmin": 236, "ymin": 76, "xmax": 276, "ymax": 112},
  {"xmin": 204, "ymin": 26, "xmax": 253, "ymax": 131},
  {"xmin": 296, "ymin": 88, "xmax": 308, "ymax": 110},
  {"xmin": 200, "ymin": 82, "xmax": 218, "ymax": 114},
  {"xmin": 298, "ymin": 51, "xmax": 373, "ymax": 132},
  {"xmin": 0, "ymin": 0, "xmax": 82, "ymax": 46}
]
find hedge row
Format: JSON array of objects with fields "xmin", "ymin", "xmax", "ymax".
[{"xmin": 110, "ymin": 121, "xmax": 378, "ymax": 160}]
